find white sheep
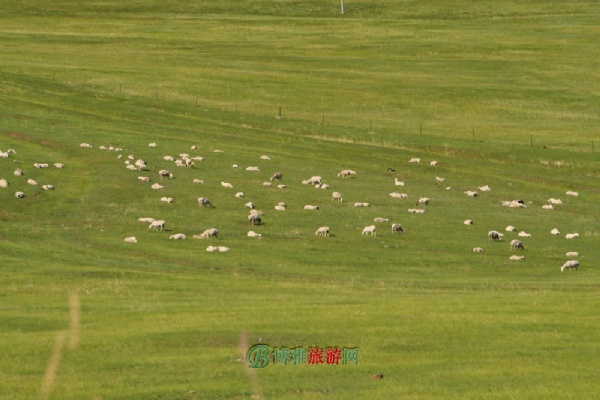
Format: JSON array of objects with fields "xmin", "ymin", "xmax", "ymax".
[
  {"xmin": 198, "ymin": 197, "xmax": 213, "ymax": 207},
  {"xmin": 510, "ymin": 239, "xmax": 525, "ymax": 250},
  {"xmin": 362, "ymin": 225, "xmax": 376, "ymax": 236},
  {"xmin": 518, "ymin": 231, "xmax": 531, "ymax": 237},
  {"xmin": 561, "ymin": 260, "xmax": 579, "ymax": 272},
  {"xmin": 199, "ymin": 228, "xmax": 219, "ymax": 239},
  {"xmin": 151, "ymin": 183, "xmax": 165, "ymax": 190},
  {"xmin": 274, "ymin": 205, "xmax": 286, "ymax": 211},
  {"xmin": 464, "ymin": 191, "xmax": 478, "ymax": 197},
  {"xmin": 80, "ymin": 143, "xmax": 92, "ymax": 148},
  {"xmin": 565, "ymin": 233, "xmax": 579, "ymax": 239},
  {"xmin": 394, "ymin": 178, "xmax": 405, "ymax": 186},
  {"xmin": 14, "ymin": 169, "xmax": 23, "ymax": 176},
  {"xmin": 245, "ymin": 202, "xmax": 255, "ymax": 209},
  {"xmin": 478, "ymin": 185, "xmax": 491, "ymax": 192},
  {"xmin": 551, "ymin": 228, "xmax": 561, "ymax": 235},
  {"xmin": 415, "ymin": 197, "xmax": 430, "ymax": 206},
  {"xmin": 436, "ymin": 177, "xmax": 446, "ymax": 182},
  {"xmin": 248, "ymin": 214, "xmax": 262, "ymax": 226},
  {"xmin": 263, "ymin": 181, "xmax": 273, "ymax": 187},
  {"xmin": 464, "ymin": 219, "xmax": 474, "ymax": 225},
  {"xmin": 221, "ymin": 181, "xmax": 234, "ymax": 188},
  {"xmin": 126, "ymin": 164, "xmax": 137, "ymax": 171},
  {"xmin": 318, "ymin": 183, "xmax": 330, "ymax": 189},
  {"xmin": 247, "ymin": 231, "xmax": 262, "ymax": 238},
  {"xmin": 124, "ymin": 237, "xmax": 138, "ymax": 243},
  {"xmin": 206, "ymin": 246, "xmax": 219, "ymax": 252},
  {"xmin": 134, "ymin": 159, "xmax": 147, "ymax": 171},
  {"xmin": 304, "ymin": 205, "xmax": 319, "ymax": 210},
  {"xmin": 260, "ymin": 155, "xmax": 271, "ymax": 160},
  {"xmin": 332, "ymin": 192, "xmax": 343, "ymax": 202},
  {"xmin": 315, "ymin": 226, "xmax": 329, "ymax": 236},
  {"xmin": 149, "ymin": 220, "xmax": 166, "ymax": 231},
  {"xmin": 389, "ymin": 192, "xmax": 408, "ymax": 199},
  {"xmin": 0, "ymin": 179, "xmax": 9, "ymax": 188},
  {"xmin": 565, "ymin": 251, "xmax": 579, "ymax": 257},
  {"xmin": 161, "ymin": 197, "xmax": 174, "ymax": 203},
  {"xmin": 391, "ymin": 223, "xmax": 404, "ymax": 234},
  {"xmin": 374, "ymin": 217, "xmax": 389, "ymax": 222},
  {"xmin": 548, "ymin": 198, "xmax": 563, "ymax": 205},
  {"xmin": 277, "ymin": 184, "xmax": 286, "ymax": 189},
  {"xmin": 158, "ymin": 170, "xmax": 173, "ymax": 180},
  {"xmin": 506, "ymin": 225, "xmax": 516, "ymax": 232},
  {"xmin": 430, "ymin": 160, "xmax": 438, "ymax": 166},
  {"xmin": 307, "ymin": 176, "xmax": 322, "ymax": 185},
  {"xmin": 509, "ymin": 255, "xmax": 525, "ymax": 261},
  {"xmin": 566, "ymin": 191, "xmax": 579, "ymax": 197},
  {"xmin": 270, "ymin": 172, "xmax": 283, "ymax": 181},
  {"xmin": 15, "ymin": 191, "xmax": 25, "ymax": 198},
  {"xmin": 541, "ymin": 204, "xmax": 554, "ymax": 210},
  {"xmin": 246, "ymin": 166, "xmax": 260, "ymax": 172},
  {"xmin": 217, "ymin": 246, "xmax": 230, "ymax": 252},
  {"xmin": 42, "ymin": 184, "xmax": 54, "ymax": 190},
  {"xmin": 148, "ymin": 142, "xmax": 157, "ymax": 147},
  {"xmin": 409, "ymin": 158, "xmax": 420, "ymax": 163},
  {"xmin": 169, "ymin": 233, "xmax": 186, "ymax": 240},
  {"xmin": 354, "ymin": 202, "xmax": 370, "ymax": 207},
  {"xmin": 472, "ymin": 247, "xmax": 484, "ymax": 253},
  {"xmin": 235, "ymin": 192, "xmax": 245, "ymax": 198},
  {"xmin": 163, "ymin": 155, "xmax": 175, "ymax": 162},
  {"xmin": 408, "ymin": 208, "xmax": 426, "ymax": 214},
  {"xmin": 337, "ymin": 169, "xmax": 356, "ymax": 178},
  {"xmin": 138, "ymin": 176, "xmax": 151, "ymax": 182}
]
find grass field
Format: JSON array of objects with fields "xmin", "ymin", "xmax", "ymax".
[{"xmin": 1, "ymin": 1, "xmax": 600, "ymax": 399}]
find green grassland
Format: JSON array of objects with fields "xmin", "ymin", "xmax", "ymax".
[{"xmin": 1, "ymin": 1, "xmax": 599, "ymax": 399}]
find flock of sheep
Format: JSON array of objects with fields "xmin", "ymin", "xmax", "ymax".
[
  {"xmin": 1, "ymin": 141, "xmax": 583, "ymax": 272},
  {"xmin": 0, "ymin": 148, "xmax": 61, "ymax": 200}
]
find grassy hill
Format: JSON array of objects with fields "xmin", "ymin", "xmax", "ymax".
[{"xmin": 1, "ymin": 1, "xmax": 599, "ymax": 399}]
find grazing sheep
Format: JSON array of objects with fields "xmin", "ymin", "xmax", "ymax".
[
  {"xmin": 199, "ymin": 228, "xmax": 219, "ymax": 239},
  {"xmin": 510, "ymin": 239, "xmax": 525, "ymax": 250},
  {"xmin": 245, "ymin": 202, "xmax": 255, "ymax": 209},
  {"xmin": 198, "ymin": 197, "xmax": 213, "ymax": 207},
  {"xmin": 184, "ymin": 159, "xmax": 195, "ymax": 168},
  {"xmin": 15, "ymin": 191, "xmax": 25, "ymax": 198},
  {"xmin": 332, "ymin": 192, "xmax": 343, "ymax": 202},
  {"xmin": 151, "ymin": 183, "xmax": 165, "ymax": 190},
  {"xmin": 318, "ymin": 183, "xmax": 330, "ymax": 189},
  {"xmin": 138, "ymin": 217, "xmax": 155, "ymax": 223},
  {"xmin": 389, "ymin": 192, "xmax": 408, "ymax": 199},
  {"xmin": 192, "ymin": 178, "xmax": 204, "ymax": 184},
  {"xmin": 354, "ymin": 202, "xmax": 370, "ymax": 207},
  {"xmin": 409, "ymin": 158, "xmax": 420, "ymax": 163},
  {"xmin": 232, "ymin": 164, "xmax": 238, "ymax": 168},
  {"xmin": 307, "ymin": 176, "xmax": 322, "ymax": 185},
  {"xmin": 263, "ymin": 181, "xmax": 273, "ymax": 187},
  {"xmin": 14, "ymin": 169, "xmax": 23, "ymax": 176},
  {"xmin": 260, "ymin": 155, "xmax": 271, "ymax": 160},
  {"xmin": 277, "ymin": 184, "xmax": 286, "ymax": 189},
  {"xmin": 430, "ymin": 160, "xmax": 438, "ymax": 166},
  {"xmin": 518, "ymin": 231, "xmax": 531, "ymax": 237},
  {"xmin": 0, "ymin": 179, "xmax": 9, "ymax": 188},
  {"xmin": 247, "ymin": 231, "xmax": 262, "ymax": 238},
  {"xmin": 174, "ymin": 159, "xmax": 186, "ymax": 167},
  {"xmin": 464, "ymin": 219, "xmax": 474, "ymax": 225},
  {"xmin": 235, "ymin": 192, "xmax": 245, "ymax": 198},
  {"xmin": 374, "ymin": 217, "xmax": 389, "ymax": 222},
  {"xmin": 472, "ymin": 247, "xmax": 484, "ymax": 253},
  {"xmin": 169, "ymin": 233, "xmax": 186, "ymax": 240},
  {"xmin": 158, "ymin": 170, "xmax": 173, "ymax": 180},
  {"xmin": 509, "ymin": 255, "xmax": 525, "ymax": 261},
  {"xmin": 337, "ymin": 169, "xmax": 356, "ymax": 178},
  {"xmin": 315, "ymin": 226, "xmax": 330, "ymax": 237},
  {"xmin": 126, "ymin": 164, "xmax": 137, "ymax": 171},
  {"xmin": 541, "ymin": 204, "xmax": 554, "ymax": 210},
  {"xmin": 248, "ymin": 214, "xmax": 262, "ymax": 226},
  {"xmin": 304, "ymin": 205, "xmax": 319, "ymax": 210},
  {"xmin": 134, "ymin": 159, "xmax": 147, "ymax": 171},
  {"xmin": 566, "ymin": 191, "xmax": 579, "ymax": 197},
  {"xmin": 362, "ymin": 225, "xmax": 376, "ymax": 236},
  {"xmin": 34, "ymin": 163, "xmax": 49, "ymax": 168},
  {"xmin": 270, "ymin": 172, "xmax": 283, "ymax": 181},
  {"xmin": 42, "ymin": 184, "xmax": 54, "ymax": 190},
  {"xmin": 478, "ymin": 185, "xmax": 491, "ymax": 192},
  {"xmin": 163, "ymin": 155, "xmax": 175, "ymax": 162},
  {"xmin": 391, "ymin": 223, "xmax": 404, "ymax": 234},
  {"xmin": 274, "ymin": 205, "xmax": 286, "ymax": 211},
  {"xmin": 565, "ymin": 251, "xmax": 579, "ymax": 257},
  {"xmin": 408, "ymin": 208, "xmax": 426, "ymax": 214},
  {"xmin": 436, "ymin": 177, "xmax": 446, "ymax": 182},
  {"xmin": 138, "ymin": 176, "xmax": 151, "ymax": 182},
  {"xmin": 246, "ymin": 166, "xmax": 260, "ymax": 172},
  {"xmin": 149, "ymin": 220, "xmax": 166, "ymax": 231},
  {"xmin": 221, "ymin": 181, "xmax": 234, "ymax": 188},
  {"xmin": 488, "ymin": 230, "xmax": 504, "ymax": 241},
  {"xmin": 206, "ymin": 246, "xmax": 219, "ymax": 252},
  {"xmin": 148, "ymin": 142, "xmax": 157, "ymax": 148},
  {"xmin": 394, "ymin": 178, "xmax": 405, "ymax": 186},
  {"xmin": 506, "ymin": 225, "xmax": 516, "ymax": 232},
  {"xmin": 415, "ymin": 197, "xmax": 430, "ymax": 206},
  {"xmin": 551, "ymin": 228, "xmax": 561, "ymax": 235},
  {"xmin": 124, "ymin": 237, "xmax": 138, "ymax": 243},
  {"xmin": 464, "ymin": 191, "xmax": 478, "ymax": 197},
  {"xmin": 561, "ymin": 260, "xmax": 579, "ymax": 272},
  {"xmin": 565, "ymin": 233, "xmax": 579, "ymax": 239},
  {"xmin": 80, "ymin": 143, "xmax": 92, "ymax": 148},
  {"xmin": 217, "ymin": 246, "xmax": 230, "ymax": 252},
  {"xmin": 548, "ymin": 198, "xmax": 563, "ymax": 205},
  {"xmin": 161, "ymin": 197, "xmax": 174, "ymax": 203}
]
